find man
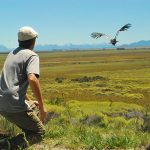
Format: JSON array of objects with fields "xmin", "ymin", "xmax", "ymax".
[{"xmin": 0, "ymin": 26, "xmax": 47, "ymax": 149}]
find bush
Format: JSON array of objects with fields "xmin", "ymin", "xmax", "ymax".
[
  {"xmin": 55, "ymin": 77, "xmax": 65, "ymax": 83},
  {"xmin": 108, "ymin": 117, "xmax": 128, "ymax": 129},
  {"xmin": 123, "ymin": 93, "xmax": 144, "ymax": 101},
  {"xmin": 49, "ymin": 97, "xmax": 65, "ymax": 106},
  {"xmin": 71, "ymin": 75, "xmax": 107, "ymax": 83}
]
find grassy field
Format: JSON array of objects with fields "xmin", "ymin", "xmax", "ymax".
[
  {"xmin": 38, "ymin": 49, "xmax": 150, "ymax": 105},
  {"xmin": 0, "ymin": 49, "xmax": 150, "ymax": 149}
]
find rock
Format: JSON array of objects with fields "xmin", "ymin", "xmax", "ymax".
[
  {"xmin": 80, "ymin": 115, "xmax": 103, "ymax": 126},
  {"xmin": 142, "ymin": 116, "xmax": 150, "ymax": 132},
  {"xmin": 104, "ymin": 110, "xmax": 145, "ymax": 120},
  {"xmin": 145, "ymin": 144, "xmax": 150, "ymax": 150},
  {"xmin": 125, "ymin": 111, "xmax": 145, "ymax": 119},
  {"xmin": 44, "ymin": 112, "xmax": 60, "ymax": 124}
]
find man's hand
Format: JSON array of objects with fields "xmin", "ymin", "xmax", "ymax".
[
  {"xmin": 39, "ymin": 109, "xmax": 47, "ymax": 123},
  {"xmin": 33, "ymin": 100, "xmax": 47, "ymax": 123},
  {"xmin": 33, "ymin": 100, "xmax": 39, "ymax": 106}
]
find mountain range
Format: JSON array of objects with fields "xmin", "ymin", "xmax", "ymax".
[{"xmin": 0, "ymin": 40, "xmax": 150, "ymax": 52}]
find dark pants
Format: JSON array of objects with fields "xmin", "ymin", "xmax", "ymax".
[{"xmin": 0, "ymin": 101, "xmax": 45, "ymax": 150}]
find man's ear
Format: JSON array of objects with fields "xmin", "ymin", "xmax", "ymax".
[
  {"xmin": 30, "ymin": 39, "xmax": 36, "ymax": 50},
  {"xmin": 35, "ymin": 74, "xmax": 39, "ymax": 78}
]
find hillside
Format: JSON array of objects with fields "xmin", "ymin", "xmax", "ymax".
[{"xmin": 0, "ymin": 40, "xmax": 150, "ymax": 52}]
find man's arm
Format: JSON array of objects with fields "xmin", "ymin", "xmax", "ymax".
[{"xmin": 28, "ymin": 73, "xmax": 47, "ymax": 123}]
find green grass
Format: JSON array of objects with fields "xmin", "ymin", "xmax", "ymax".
[
  {"xmin": 42, "ymin": 100, "xmax": 149, "ymax": 149},
  {"xmin": 36, "ymin": 49, "xmax": 150, "ymax": 105},
  {"xmin": 0, "ymin": 49, "xmax": 150, "ymax": 149}
]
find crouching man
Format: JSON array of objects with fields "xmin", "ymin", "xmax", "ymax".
[{"xmin": 0, "ymin": 26, "xmax": 47, "ymax": 149}]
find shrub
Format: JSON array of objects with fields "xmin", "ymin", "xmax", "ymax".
[
  {"xmin": 123, "ymin": 93, "xmax": 144, "ymax": 101},
  {"xmin": 108, "ymin": 117, "xmax": 128, "ymax": 129},
  {"xmin": 55, "ymin": 77, "xmax": 65, "ymax": 83},
  {"xmin": 71, "ymin": 75, "xmax": 107, "ymax": 83},
  {"xmin": 49, "ymin": 97, "xmax": 65, "ymax": 106}
]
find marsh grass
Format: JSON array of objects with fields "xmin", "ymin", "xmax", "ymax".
[
  {"xmin": 0, "ymin": 100, "xmax": 149, "ymax": 149},
  {"xmin": 40, "ymin": 100, "xmax": 150, "ymax": 149},
  {"xmin": 0, "ymin": 49, "xmax": 150, "ymax": 149},
  {"xmin": 38, "ymin": 49, "xmax": 150, "ymax": 105}
]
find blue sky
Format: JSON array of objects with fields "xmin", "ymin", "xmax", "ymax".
[{"xmin": 0, "ymin": 0, "xmax": 150, "ymax": 48}]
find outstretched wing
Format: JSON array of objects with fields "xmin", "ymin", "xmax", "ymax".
[
  {"xmin": 115, "ymin": 23, "xmax": 132, "ymax": 38},
  {"xmin": 119, "ymin": 23, "xmax": 132, "ymax": 31},
  {"xmin": 91, "ymin": 32, "xmax": 105, "ymax": 39}
]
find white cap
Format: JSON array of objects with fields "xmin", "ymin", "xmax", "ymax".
[{"xmin": 18, "ymin": 26, "xmax": 38, "ymax": 41}]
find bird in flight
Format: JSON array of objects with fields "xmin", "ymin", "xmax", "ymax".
[{"xmin": 91, "ymin": 23, "xmax": 132, "ymax": 46}]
